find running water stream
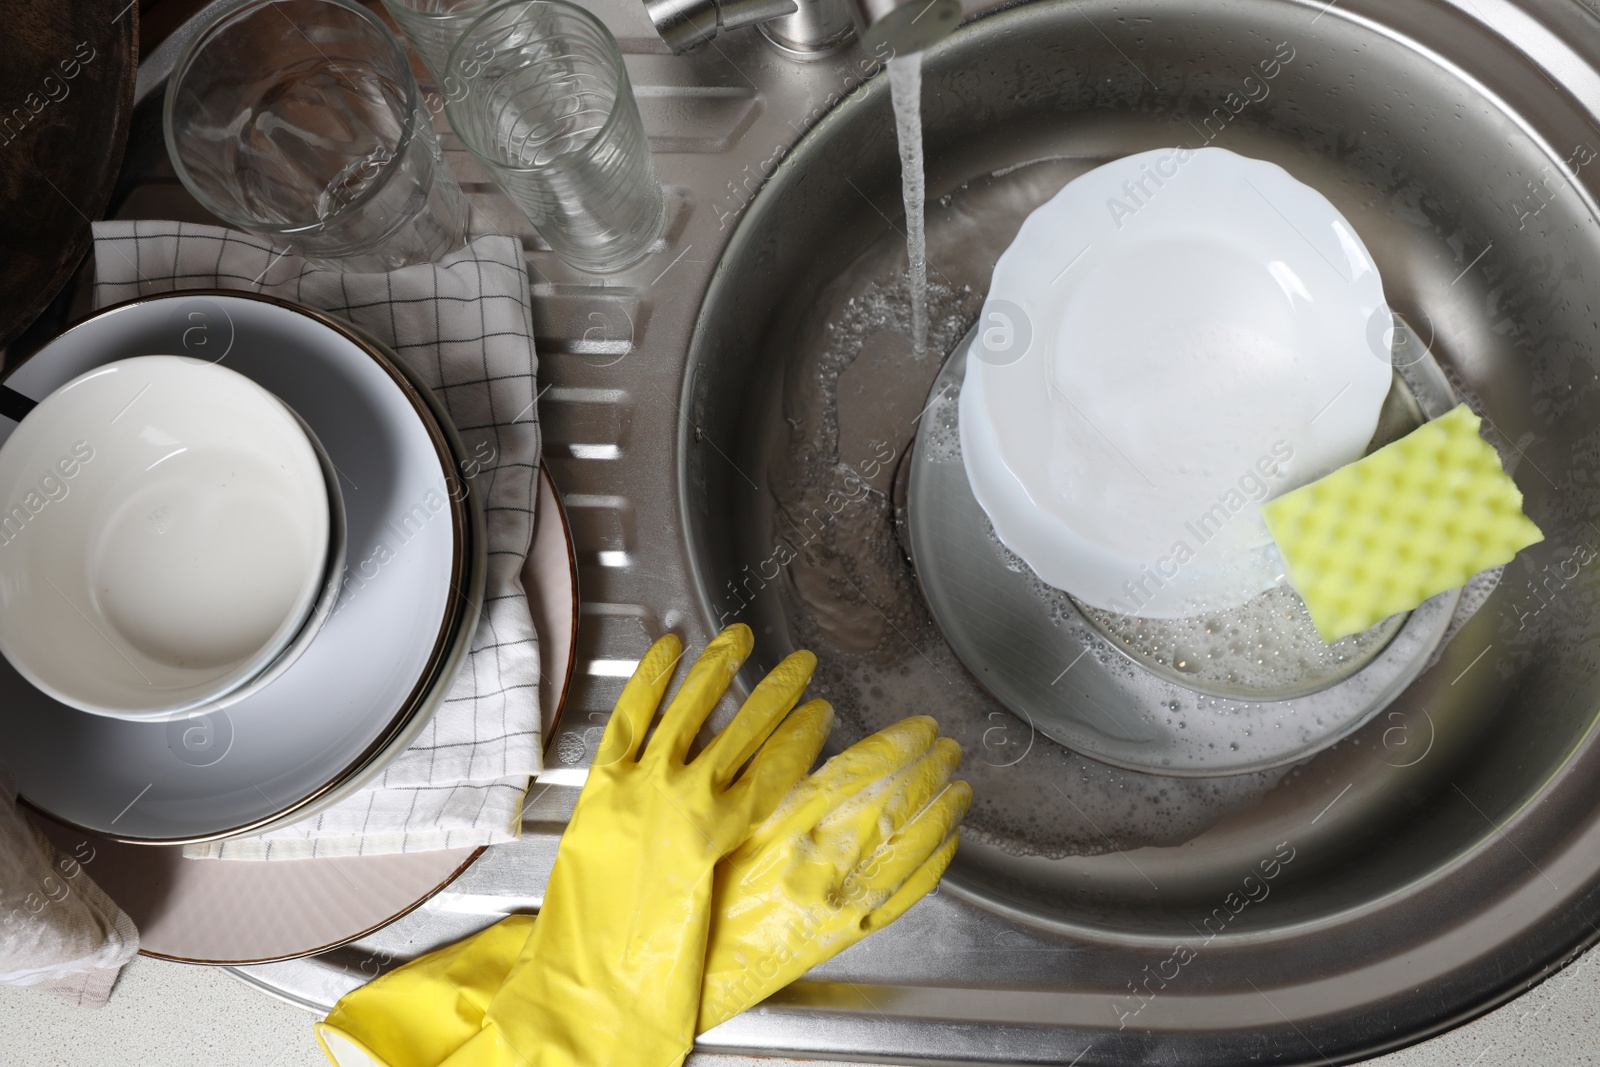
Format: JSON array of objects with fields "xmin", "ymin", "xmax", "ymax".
[{"xmin": 888, "ymin": 53, "xmax": 928, "ymax": 358}]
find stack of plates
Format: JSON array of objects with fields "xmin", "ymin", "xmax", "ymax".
[
  {"xmin": 0, "ymin": 290, "xmax": 488, "ymax": 845},
  {"xmin": 23, "ymin": 467, "xmax": 578, "ymax": 965}
]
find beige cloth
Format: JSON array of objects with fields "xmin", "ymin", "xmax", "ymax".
[{"xmin": 0, "ymin": 759, "xmax": 138, "ymax": 1008}]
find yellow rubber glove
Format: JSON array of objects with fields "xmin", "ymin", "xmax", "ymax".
[
  {"xmin": 434, "ymin": 624, "xmax": 823, "ymax": 1067},
  {"xmin": 698, "ymin": 714, "xmax": 971, "ymax": 1030},
  {"xmin": 314, "ymin": 718, "xmax": 969, "ymax": 1067},
  {"xmin": 315, "ymin": 916, "xmax": 538, "ymax": 1067}
]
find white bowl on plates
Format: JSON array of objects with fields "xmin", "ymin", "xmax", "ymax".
[
  {"xmin": 0, "ymin": 292, "xmax": 485, "ymax": 843},
  {"xmin": 0, "ymin": 355, "xmax": 331, "ymax": 718},
  {"xmin": 960, "ymin": 146, "xmax": 1394, "ymax": 618}
]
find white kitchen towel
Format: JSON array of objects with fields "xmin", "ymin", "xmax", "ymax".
[
  {"xmin": 0, "ymin": 757, "xmax": 138, "ymax": 1006},
  {"xmin": 92, "ymin": 221, "xmax": 545, "ymax": 860}
]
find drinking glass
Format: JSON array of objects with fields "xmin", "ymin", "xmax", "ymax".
[
  {"xmin": 164, "ymin": 0, "xmax": 470, "ymax": 273},
  {"xmin": 444, "ymin": 0, "xmax": 665, "ymax": 273},
  {"xmin": 381, "ymin": 0, "xmax": 493, "ymax": 86}
]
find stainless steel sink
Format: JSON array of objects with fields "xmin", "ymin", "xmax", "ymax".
[
  {"xmin": 677, "ymin": 0, "xmax": 1600, "ymax": 1060},
  {"xmin": 48, "ymin": 0, "xmax": 1600, "ymax": 1063}
]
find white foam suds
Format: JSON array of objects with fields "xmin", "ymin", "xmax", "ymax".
[{"xmin": 1081, "ymin": 585, "xmax": 1405, "ymax": 699}]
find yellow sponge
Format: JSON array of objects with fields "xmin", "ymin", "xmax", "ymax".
[{"xmin": 1262, "ymin": 403, "xmax": 1543, "ymax": 642}]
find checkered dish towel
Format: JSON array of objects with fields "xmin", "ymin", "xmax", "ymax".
[{"xmin": 92, "ymin": 222, "xmax": 544, "ymax": 860}]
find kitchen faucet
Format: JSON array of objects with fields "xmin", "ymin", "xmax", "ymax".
[{"xmin": 645, "ymin": 0, "xmax": 960, "ymax": 59}]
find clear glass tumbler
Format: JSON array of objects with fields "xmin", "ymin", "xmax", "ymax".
[
  {"xmin": 444, "ymin": 0, "xmax": 665, "ymax": 273},
  {"xmin": 381, "ymin": 0, "xmax": 492, "ymax": 87},
  {"xmin": 164, "ymin": 0, "xmax": 470, "ymax": 272}
]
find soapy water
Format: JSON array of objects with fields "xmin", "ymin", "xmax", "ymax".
[
  {"xmin": 1078, "ymin": 585, "xmax": 1406, "ymax": 700},
  {"xmin": 942, "ymin": 427, "xmax": 1457, "ymax": 774},
  {"xmin": 763, "ymin": 157, "xmax": 1496, "ymax": 859}
]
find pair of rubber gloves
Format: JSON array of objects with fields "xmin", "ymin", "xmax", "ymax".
[{"xmin": 314, "ymin": 624, "xmax": 971, "ymax": 1067}]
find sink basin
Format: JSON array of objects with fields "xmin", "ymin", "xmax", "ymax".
[{"xmin": 678, "ymin": 0, "xmax": 1600, "ymax": 1059}]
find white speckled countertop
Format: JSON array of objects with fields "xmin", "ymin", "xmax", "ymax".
[{"xmin": 4, "ymin": 948, "xmax": 1600, "ymax": 1067}]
